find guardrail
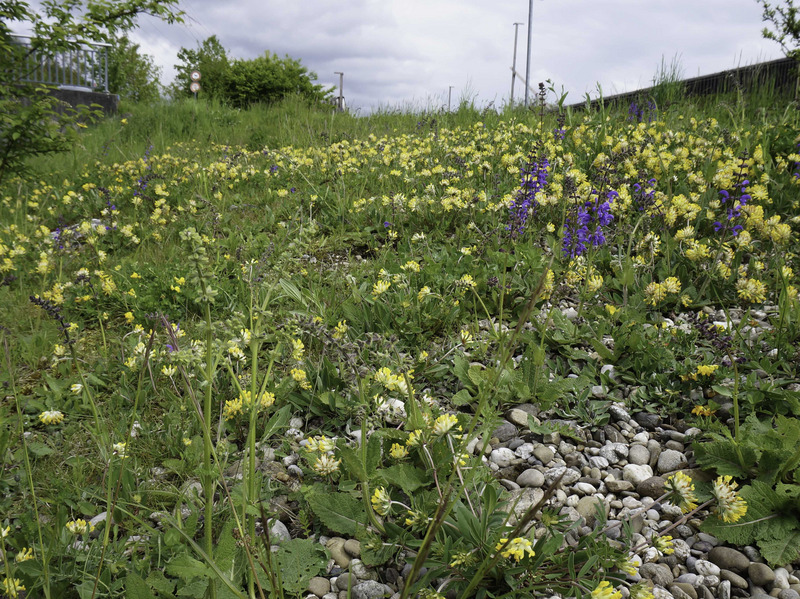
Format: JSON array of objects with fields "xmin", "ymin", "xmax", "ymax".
[{"xmin": 10, "ymin": 34, "xmax": 110, "ymax": 92}]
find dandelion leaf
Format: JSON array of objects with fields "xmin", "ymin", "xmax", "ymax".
[
  {"xmin": 166, "ymin": 553, "xmax": 211, "ymax": 581},
  {"xmin": 275, "ymin": 538, "xmax": 328, "ymax": 595},
  {"xmin": 175, "ymin": 579, "xmax": 208, "ymax": 598},
  {"xmin": 144, "ymin": 570, "xmax": 176, "ymax": 596},
  {"xmin": 307, "ymin": 489, "xmax": 366, "ymax": 536}
]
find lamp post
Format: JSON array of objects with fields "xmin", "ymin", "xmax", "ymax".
[
  {"xmin": 334, "ymin": 71, "xmax": 344, "ymax": 111},
  {"xmin": 524, "ymin": 0, "xmax": 533, "ymax": 106},
  {"xmin": 510, "ymin": 22, "xmax": 523, "ymax": 105}
]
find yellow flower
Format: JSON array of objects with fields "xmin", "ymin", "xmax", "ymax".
[
  {"xmin": 665, "ymin": 471, "xmax": 698, "ymax": 513},
  {"xmin": 605, "ymin": 304, "xmax": 618, "ymax": 316},
  {"xmin": 291, "ymin": 338, "xmax": 305, "ymax": 361},
  {"xmin": 653, "ymin": 535, "xmax": 675, "ymax": 555},
  {"xmin": 15, "ymin": 547, "xmax": 34, "ymax": 562},
  {"xmin": 124, "ymin": 311, "xmax": 134, "ymax": 324},
  {"xmin": 432, "ymin": 413, "xmax": 458, "ymax": 436},
  {"xmin": 333, "ymin": 320, "xmax": 349, "ymax": 339},
  {"xmin": 495, "ymin": 537, "xmax": 535, "ymax": 562},
  {"xmin": 112, "ymin": 442, "xmax": 128, "ymax": 458},
  {"xmin": 644, "ymin": 282, "xmax": 666, "ymax": 306},
  {"xmin": 586, "ymin": 274, "xmax": 603, "ymax": 294},
  {"xmin": 372, "ymin": 279, "xmax": 391, "ymax": 298},
  {"xmin": 222, "ymin": 397, "xmax": 244, "ymax": 420},
  {"xmin": 591, "ymin": 581, "xmax": 622, "ymax": 599},
  {"xmin": 390, "ymin": 443, "xmax": 409, "ymax": 459},
  {"xmin": 291, "ymin": 368, "xmax": 312, "ymax": 390},
  {"xmin": 712, "ymin": 475, "xmax": 748, "ymax": 523},
  {"xmin": 70, "ymin": 383, "xmax": 83, "ymax": 394},
  {"xmin": 695, "ymin": 364, "xmax": 719, "ymax": 377},
  {"xmin": 2, "ymin": 578, "xmax": 25, "ymax": 598},
  {"xmin": 312, "ymin": 454, "xmax": 341, "ymax": 476},
  {"xmin": 692, "ymin": 405, "xmax": 715, "ymax": 417},
  {"xmin": 406, "ymin": 430, "xmax": 422, "ymax": 447},
  {"xmin": 371, "ymin": 486, "xmax": 392, "ymax": 516},
  {"xmin": 736, "ymin": 277, "xmax": 767, "ymax": 303},
  {"xmin": 417, "ymin": 286, "xmax": 431, "ymax": 301},
  {"xmin": 39, "ymin": 410, "xmax": 64, "ymax": 425},
  {"xmin": 460, "ymin": 329, "xmax": 473, "ymax": 345},
  {"xmin": 66, "ymin": 518, "xmax": 94, "ymax": 535}
]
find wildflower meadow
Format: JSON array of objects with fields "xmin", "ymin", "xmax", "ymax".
[{"xmin": 1, "ymin": 85, "xmax": 800, "ymax": 599}]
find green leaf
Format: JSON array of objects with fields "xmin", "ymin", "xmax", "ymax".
[
  {"xmin": 166, "ymin": 554, "xmax": 210, "ymax": 581},
  {"xmin": 279, "ymin": 278, "xmax": 307, "ymax": 306},
  {"xmin": 759, "ymin": 529, "xmax": 800, "ymax": 566},
  {"xmin": 126, "ymin": 572, "xmax": 157, "ymax": 599},
  {"xmin": 451, "ymin": 389, "xmax": 474, "ymax": 406},
  {"xmin": 176, "ymin": 579, "xmax": 209, "ymax": 598},
  {"xmin": 366, "ymin": 434, "xmax": 382, "ymax": 474},
  {"xmin": 260, "ymin": 404, "xmax": 291, "ymax": 441},
  {"xmin": 307, "ymin": 491, "xmax": 366, "ymax": 536},
  {"xmin": 145, "ymin": 570, "xmax": 176, "ymax": 596},
  {"xmin": 338, "ymin": 445, "xmax": 367, "ymax": 482},
  {"xmin": 378, "ymin": 464, "xmax": 431, "ymax": 494},
  {"xmin": 693, "ymin": 439, "xmax": 756, "ymax": 477},
  {"xmin": 275, "ymin": 538, "xmax": 328, "ymax": 594},
  {"xmin": 27, "ymin": 442, "xmax": 54, "ymax": 457}
]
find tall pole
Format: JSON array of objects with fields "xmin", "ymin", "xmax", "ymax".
[
  {"xmin": 510, "ymin": 22, "xmax": 523, "ymax": 105},
  {"xmin": 448, "ymin": 85, "xmax": 453, "ymax": 111},
  {"xmin": 334, "ymin": 71, "xmax": 344, "ymax": 111},
  {"xmin": 524, "ymin": 0, "xmax": 533, "ymax": 106}
]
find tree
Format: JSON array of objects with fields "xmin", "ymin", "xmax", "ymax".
[
  {"xmin": 222, "ymin": 51, "xmax": 332, "ymax": 108},
  {"xmin": 107, "ymin": 34, "xmax": 163, "ymax": 103},
  {"xmin": 171, "ymin": 34, "xmax": 229, "ymax": 100},
  {"xmin": 0, "ymin": 0, "xmax": 183, "ymax": 187},
  {"xmin": 757, "ymin": 0, "xmax": 800, "ymax": 58}
]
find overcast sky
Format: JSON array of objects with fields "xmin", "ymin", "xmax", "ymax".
[{"xmin": 29, "ymin": 0, "xmax": 792, "ymax": 113}]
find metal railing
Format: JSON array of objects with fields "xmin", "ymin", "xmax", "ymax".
[{"xmin": 9, "ymin": 34, "xmax": 110, "ymax": 92}]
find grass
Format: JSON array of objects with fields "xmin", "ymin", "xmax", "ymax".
[{"xmin": 1, "ymin": 86, "xmax": 800, "ymax": 598}]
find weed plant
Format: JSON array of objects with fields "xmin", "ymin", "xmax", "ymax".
[{"xmin": 1, "ymin": 87, "xmax": 799, "ymax": 598}]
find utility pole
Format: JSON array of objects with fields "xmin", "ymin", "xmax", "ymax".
[
  {"xmin": 448, "ymin": 85, "xmax": 454, "ymax": 111},
  {"xmin": 524, "ymin": 0, "xmax": 533, "ymax": 106},
  {"xmin": 510, "ymin": 22, "xmax": 523, "ymax": 105},
  {"xmin": 334, "ymin": 71, "xmax": 344, "ymax": 111}
]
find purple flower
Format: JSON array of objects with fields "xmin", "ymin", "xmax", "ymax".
[
  {"xmin": 506, "ymin": 151, "xmax": 549, "ymax": 238},
  {"xmin": 562, "ymin": 189, "xmax": 616, "ymax": 258}
]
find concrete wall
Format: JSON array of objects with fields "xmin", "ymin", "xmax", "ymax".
[{"xmin": 49, "ymin": 87, "xmax": 119, "ymax": 115}]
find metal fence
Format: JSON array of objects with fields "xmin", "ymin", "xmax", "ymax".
[
  {"xmin": 10, "ymin": 34, "xmax": 110, "ymax": 92},
  {"xmin": 569, "ymin": 56, "xmax": 800, "ymax": 111}
]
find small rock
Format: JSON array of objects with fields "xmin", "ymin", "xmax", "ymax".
[
  {"xmin": 270, "ymin": 520, "xmax": 291, "ymax": 543},
  {"xmin": 344, "ymin": 539, "xmax": 361, "ymax": 557},
  {"xmin": 636, "ymin": 475, "xmax": 666, "ymax": 498},
  {"xmin": 606, "ymin": 479, "xmax": 635, "ymax": 493},
  {"xmin": 490, "ymin": 448, "xmax": 517, "ymax": 468},
  {"xmin": 589, "ymin": 456, "xmax": 610, "ymax": 469},
  {"xmin": 778, "ymin": 590, "xmax": 800, "ymax": 599},
  {"xmin": 591, "ymin": 385, "xmax": 607, "ymax": 398},
  {"xmin": 623, "ymin": 464, "xmax": 654, "ymax": 485},
  {"xmin": 628, "ymin": 445, "xmax": 651, "ymax": 465},
  {"xmin": 327, "ymin": 537, "xmax": 351, "ymax": 568},
  {"xmin": 749, "ymin": 563, "xmax": 776, "ymax": 587},
  {"xmin": 545, "ymin": 466, "xmax": 581, "ymax": 486},
  {"xmin": 492, "ymin": 422, "xmax": 517, "ymax": 442},
  {"xmin": 352, "ymin": 581, "xmax": 393, "ymax": 599},
  {"xmin": 576, "ymin": 496, "xmax": 607, "ymax": 527},
  {"xmin": 507, "ymin": 409, "xmax": 530, "ymax": 427},
  {"xmin": 350, "ymin": 559, "xmax": 377, "ymax": 581},
  {"xmin": 308, "ymin": 577, "xmax": 331, "ymax": 597},
  {"xmin": 708, "ymin": 547, "xmax": 749, "ymax": 574},
  {"xmin": 516, "ymin": 468, "xmax": 545, "ymax": 488},
  {"xmin": 640, "ymin": 562, "xmax": 675, "ymax": 586},
  {"xmin": 657, "ymin": 449, "xmax": 689, "ymax": 474},
  {"xmin": 506, "ymin": 488, "xmax": 545, "ymax": 523},
  {"xmin": 775, "ymin": 568, "xmax": 792, "ymax": 590},
  {"xmin": 694, "ymin": 560, "xmax": 720, "ymax": 577},
  {"xmin": 718, "ymin": 580, "xmax": 731, "ymax": 599},
  {"xmin": 719, "ymin": 570, "xmax": 748, "ymax": 589},
  {"xmin": 669, "ymin": 584, "xmax": 696, "ymax": 599},
  {"xmin": 634, "ymin": 412, "xmax": 661, "ymax": 429},
  {"xmin": 533, "ymin": 444, "xmax": 555, "ymax": 465},
  {"xmin": 514, "ymin": 443, "xmax": 535, "ymax": 459},
  {"xmin": 335, "ymin": 572, "xmax": 356, "ymax": 591},
  {"xmin": 600, "ymin": 443, "xmax": 629, "ymax": 464}
]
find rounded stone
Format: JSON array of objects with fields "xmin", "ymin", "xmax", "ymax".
[
  {"xmin": 657, "ymin": 449, "xmax": 689, "ymax": 474},
  {"xmin": 352, "ymin": 581, "xmax": 393, "ymax": 599},
  {"xmin": 719, "ymin": 569, "xmax": 748, "ymax": 589},
  {"xmin": 628, "ymin": 444, "xmax": 651, "ymax": 465},
  {"xmin": 533, "ymin": 444, "xmax": 555, "ymax": 465},
  {"xmin": 516, "ymin": 468, "xmax": 545, "ymax": 488},
  {"xmin": 506, "ymin": 408, "xmax": 531, "ymax": 427},
  {"xmin": 327, "ymin": 537, "xmax": 351, "ymax": 568},
  {"xmin": 492, "ymin": 422, "xmax": 517, "ymax": 442},
  {"xmin": 694, "ymin": 560, "xmax": 720, "ymax": 577},
  {"xmin": 669, "ymin": 583, "xmax": 697, "ymax": 599},
  {"xmin": 640, "ymin": 562, "xmax": 674, "ymax": 586},
  {"xmin": 344, "ymin": 539, "xmax": 361, "ymax": 557},
  {"xmin": 308, "ymin": 577, "xmax": 331, "ymax": 597},
  {"xmin": 718, "ymin": 580, "xmax": 731, "ymax": 599},
  {"xmin": 576, "ymin": 495, "xmax": 607, "ymax": 527},
  {"xmin": 775, "ymin": 568, "xmax": 792, "ymax": 590},
  {"xmin": 708, "ymin": 547, "xmax": 750, "ymax": 574},
  {"xmin": 623, "ymin": 463, "xmax": 654, "ymax": 485},
  {"xmin": 636, "ymin": 476, "xmax": 666, "ymax": 498},
  {"xmin": 778, "ymin": 590, "xmax": 800, "ymax": 599},
  {"xmin": 335, "ymin": 572, "xmax": 356, "ymax": 591},
  {"xmin": 490, "ymin": 447, "xmax": 517, "ymax": 468},
  {"xmin": 749, "ymin": 563, "xmax": 776, "ymax": 587}
]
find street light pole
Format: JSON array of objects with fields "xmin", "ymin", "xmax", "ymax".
[
  {"xmin": 510, "ymin": 22, "xmax": 523, "ymax": 106},
  {"xmin": 524, "ymin": 0, "xmax": 533, "ymax": 106},
  {"xmin": 334, "ymin": 71, "xmax": 344, "ymax": 111}
]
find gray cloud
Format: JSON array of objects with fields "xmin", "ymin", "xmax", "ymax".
[{"xmin": 123, "ymin": 0, "xmax": 783, "ymax": 112}]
